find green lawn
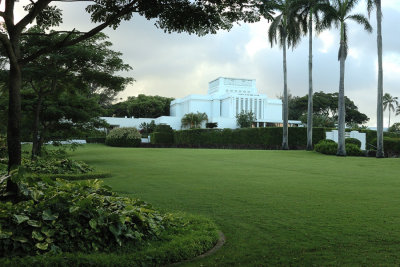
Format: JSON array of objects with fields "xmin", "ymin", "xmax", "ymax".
[{"xmin": 70, "ymin": 145, "xmax": 400, "ymax": 266}]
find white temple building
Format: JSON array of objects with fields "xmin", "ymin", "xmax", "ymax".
[{"xmin": 101, "ymin": 77, "xmax": 301, "ymax": 130}]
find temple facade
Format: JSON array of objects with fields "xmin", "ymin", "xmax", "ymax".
[{"xmin": 101, "ymin": 77, "xmax": 298, "ymax": 130}]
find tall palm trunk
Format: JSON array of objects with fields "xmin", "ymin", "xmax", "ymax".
[
  {"xmin": 282, "ymin": 34, "xmax": 289, "ymax": 150},
  {"xmin": 376, "ymin": 0, "xmax": 384, "ymax": 158},
  {"xmin": 337, "ymin": 27, "xmax": 346, "ymax": 156},
  {"xmin": 306, "ymin": 11, "xmax": 313, "ymax": 150}
]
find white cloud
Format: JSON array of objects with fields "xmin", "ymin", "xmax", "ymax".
[
  {"xmin": 318, "ymin": 31, "xmax": 334, "ymax": 53},
  {"xmin": 244, "ymin": 19, "xmax": 270, "ymax": 58}
]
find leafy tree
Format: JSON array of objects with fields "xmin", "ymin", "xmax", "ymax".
[
  {"xmin": 268, "ymin": 0, "xmax": 303, "ymax": 150},
  {"xmin": 388, "ymin": 123, "xmax": 400, "ymax": 134},
  {"xmin": 236, "ymin": 111, "xmax": 256, "ymax": 128},
  {"xmin": 4, "ymin": 32, "xmax": 132, "ymax": 158},
  {"xmin": 294, "ymin": 0, "xmax": 333, "ymax": 150},
  {"xmin": 0, "ymin": 0, "xmax": 268, "ymax": 170},
  {"xmin": 383, "ymin": 93, "xmax": 398, "ymax": 129},
  {"xmin": 299, "ymin": 113, "xmax": 335, "ymax": 127},
  {"xmin": 139, "ymin": 120, "xmax": 156, "ymax": 136},
  {"xmin": 181, "ymin": 112, "xmax": 208, "ymax": 129},
  {"xmin": 127, "ymin": 95, "xmax": 174, "ymax": 118},
  {"xmin": 289, "ymin": 91, "xmax": 369, "ymax": 126},
  {"xmin": 321, "ymin": 0, "xmax": 372, "ymax": 156},
  {"xmin": 367, "ymin": 0, "xmax": 384, "ymax": 157}
]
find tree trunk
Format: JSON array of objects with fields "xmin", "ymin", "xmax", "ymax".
[
  {"xmin": 337, "ymin": 39, "xmax": 346, "ymax": 156},
  {"xmin": 7, "ymin": 61, "xmax": 22, "ymax": 170},
  {"xmin": 282, "ymin": 35, "xmax": 289, "ymax": 150},
  {"xmin": 31, "ymin": 95, "xmax": 43, "ymax": 159},
  {"xmin": 388, "ymin": 110, "xmax": 390, "ymax": 130},
  {"xmin": 306, "ymin": 12, "xmax": 313, "ymax": 151},
  {"xmin": 376, "ymin": 0, "xmax": 384, "ymax": 158}
]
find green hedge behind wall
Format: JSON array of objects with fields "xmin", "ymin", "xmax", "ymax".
[{"xmin": 173, "ymin": 127, "xmax": 326, "ymax": 149}]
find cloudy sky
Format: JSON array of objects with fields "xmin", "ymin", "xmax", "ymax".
[{"xmin": 11, "ymin": 1, "xmax": 400, "ymax": 127}]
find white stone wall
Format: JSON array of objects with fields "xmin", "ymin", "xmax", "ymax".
[{"xmin": 326, "ymin": 130, "xmax": 366, "ymax": 150}]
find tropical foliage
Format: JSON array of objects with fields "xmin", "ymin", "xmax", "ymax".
[
  {"xmin": 0, "ymin": 175, "xmax": 170, "ymax": 256},
  {"xmin": 181, "ymin": 112, "xmax": 208, "ymax": 129},
  {"xmin": 383, "ymin": 93, "xmax": 398, "ymax": 129},
  {"xmin": 105, "ymin": 127, "xmax": 142, "ymax": 147},
  {"xmin": 236, "ymin": 111, "xmax": 256, "ymax": 128}
]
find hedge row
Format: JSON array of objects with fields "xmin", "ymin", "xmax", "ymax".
[
  {"xmin": 149, "ymin": 127, "xmax": 326, "ymax": 149},
  {"xmin": 371, "ymin": 137, "xmax": 400, "ymax": 157}
]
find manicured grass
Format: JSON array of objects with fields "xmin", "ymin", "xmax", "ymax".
[{"xmin": 71, "ymin": 145, "xmax": 400, "ymax": 266}]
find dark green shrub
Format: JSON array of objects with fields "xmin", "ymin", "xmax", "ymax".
[
  {"xmin": 345, "ymin": 143, "xmax": 364, "ymax": 156},
  {"xmin": 105, "ymin": 127, "xmax": 141, "ymax": 147},
  {"xmin": 150, "ymin": 132, "xmax": 174, "ymax": 145},
  {"xmin": 206, "ymin": 122, "xmax": 218, "ymax": 129},
  {"xmin": 345, "ymin": 138, "xmax": 361, "ymax": 148},
  {"xmin": 0, "ymin": 174, "xmax": 170, "ymax": 256},
  {"xmin": 314, "ymin": 140, "xmax": 337, "ymax": 155},
  {"xmin": 173, "ymin": 127, "xmax": 326, "ymax": 149},
  {"xmin": 371, "ymin": 136, "xmax": 400, "ymax": 157},
  {"xmin": 154, "ymin": 124, "xmax": 173, "ymax": 133}
]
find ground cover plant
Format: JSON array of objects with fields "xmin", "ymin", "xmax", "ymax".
[
  {"xmin": 69, "ymin": 145, "xmax": 400, "ymax": 266},
  {"xmin": 0, "ymin": 172, "xmax": 219, "ymax": 266}
]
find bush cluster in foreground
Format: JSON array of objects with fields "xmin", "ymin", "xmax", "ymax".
[
  {"xmin": 0, "ymin": 175, "xmax": 170, "ymax": 256},
  {"xmin": 105, "ymin": 127, "xmax": 141, "ymax": 147},
  {"xmin": 314, "ymin": 139, "xmax": 363, "ymax": 156}
]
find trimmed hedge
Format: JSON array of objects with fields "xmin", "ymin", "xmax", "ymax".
[
  {"xmin": 105, "ymin": 127, "xmax": 141, "ymax": 147},
  {"xmin": 371, "ymin": 136, "xmax": 400, "ymax": 157},
  {"xmin": 150, "ymin": 132, "xmax": 174, "ymax": 145},
  {"xmin": 173, "ymin": 127, "xmax": 326, "ymax": 149},
  {"xmin": 150, "ymin": 124, "xmax": 174, "ymax": 145}
]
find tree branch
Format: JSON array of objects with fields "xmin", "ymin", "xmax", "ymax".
[
  {"xmin": 20, "ymin": 3, "xmax": 138, "ymax": 65},
  {"xmin": 15, "ymin": 0, "xmax": 52, "ymax": 34},
  {"xmin": 21, "ymin": 30, "xmax": 87, "ymax": 36}
]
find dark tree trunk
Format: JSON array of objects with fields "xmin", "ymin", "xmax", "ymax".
[{"xmin": 7, "ymin": 62, "xmax": 22, "ymax": 170}]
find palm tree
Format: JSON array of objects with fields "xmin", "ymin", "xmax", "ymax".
[
  {"xmin": 367, "ymin": 0, "xmax": 384, "ymax": 157},
  {"xmin": 321, "ymin": 0, "xmax": 372, "ymax": 156},
  {"xmin": 293, "ymin": 0, "xmax": 333, "ymax": 150},
  {"xmin": 181, "ymin": 112, "xmax": 208, "ymax": 129},
  {"xmin": 383, "ymin": 93, "xmax": 398, "ymax": 129},
  {"xmin": 268, "ymin": 0, "xmax": 302, "ymax": 150}
]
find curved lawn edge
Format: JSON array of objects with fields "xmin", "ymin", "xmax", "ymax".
[{"xmin": 0, "ymin": 214, "xmax": 219, "ymax": 267}]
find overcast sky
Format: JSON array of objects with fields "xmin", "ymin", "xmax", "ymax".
[{"xmin": 11, "ymin": 1, "xmax": 400, "ymax": 127}]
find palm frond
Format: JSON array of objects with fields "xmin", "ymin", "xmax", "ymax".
[{"xmin": 347, "ymin": 14, "xmax": 373, "ymax": 33}]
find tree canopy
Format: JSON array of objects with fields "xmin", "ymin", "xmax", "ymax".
[{"xmin": 288, "ymin": 91, "xmax": 369, "ymax": 126}]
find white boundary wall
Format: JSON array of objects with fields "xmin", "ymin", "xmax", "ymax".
[{"xmin": 326, "ymin": 130, "xmax": 366, "ymax": 150}]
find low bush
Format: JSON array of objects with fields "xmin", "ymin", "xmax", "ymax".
[
  {"xmin": 154, "ymin": 124, "xmax": 173, "ymax": 133},
  {"xmin": 105, "ymin": 127, "xmax": 141, "ymax": 147},
  {"xmin": 0, "ymin": 174, "xmax": 171, "ymax": 256},
  {"xmin": 315, "ymin": 140, "xmax": 364, "ymax": 156},
  {"xmin": 345, "ymin": 143, "xmax": 364, "ymax": 156},
  {"xmin": 371, "ymin": 136, "xmax": 400, "ymax": 157},
  {"xmin": 345, "ymin": 138, "xmax": 361, "ymax": 149},
  {"xmin": 314, "ymin": 140, "xmax": 337, "ymax": 155},
  {"xmin": 22, "ymin": 157, "xmax": 93, "ymax": 174}
]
